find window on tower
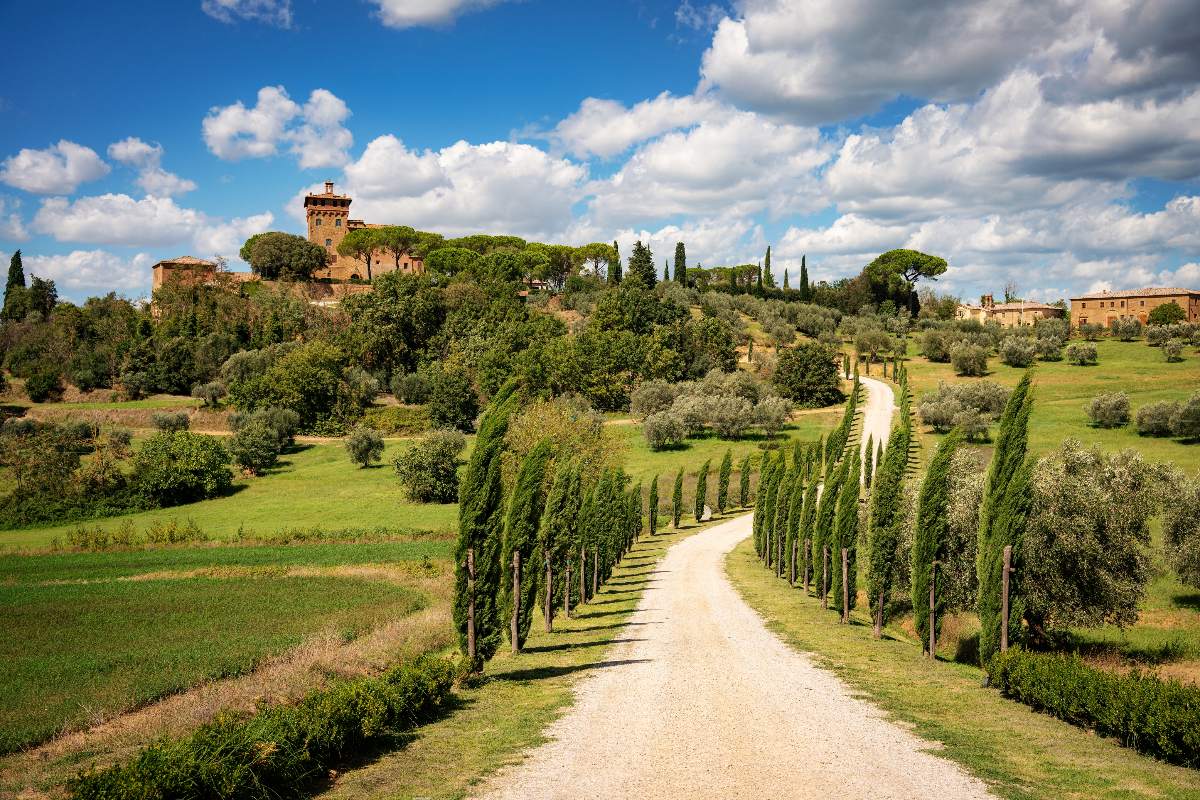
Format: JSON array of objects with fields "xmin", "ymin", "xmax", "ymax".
[
  {"xmin": 335, "ymin": 218, "xmax": 341, "ymax": 227},
  {"xmin": 315, "ymin": 217, "xmax": 322, "ymax": 226},
  {"xmin": 325, "ymin": 238, "xmax": 332, "ymax": 247}
]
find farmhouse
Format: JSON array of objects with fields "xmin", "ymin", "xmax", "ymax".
[
  {"xmin": 955, "ymin": 294, "xmax": 1065, "ymax": 328},
  {"xmin": 305, "ymin": 181, "xmax": 425, "ymax": 281},
  {"xmin": 1069, "ymin": 287, "xmax": 1200, "ymax": 328}
]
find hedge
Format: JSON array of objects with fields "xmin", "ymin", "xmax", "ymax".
[
  {"xmin": 989, "ymin": 649, "xmax": 1200, "ymax": 768},
  {"xmin": 68, "ymin": 655, "xmax": 456, "ymax": 800}
]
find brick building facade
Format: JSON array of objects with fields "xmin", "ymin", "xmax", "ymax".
[
  {"xmin": 955, "ymin": 294, "xmax": 1066, "ymax": 328},
  {"xmin": 304, "ymin": 181, "xmax": 425, "ymax": 281},
  {"xmin": 1069, "ymin": 287, "xmax": 1200, "ymax": 328}
]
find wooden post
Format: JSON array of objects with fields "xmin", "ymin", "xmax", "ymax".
[
  {"xmin": 1001, "ymin": 545, "xmax": 1012, "ymax": 653},
  {"xmin": 564, "ymin": 558, "xmax": 572, "ymax": 619},
  {"xmin": 841, "ymin": 547, "xmax": 849, "ymax": 623},
  {"xmin": 802, "ymin": 538, "xmax": 810, "ymax": 592},
  {"xmin": 545, "ymin": 557, "xmax": 553, "ymax": 633},
  {"xmin": 511, "ymin": 551, "xmax": 521, "ymax": 653},
  {"xmin": 929, "ymin": 561, "xmax": 937, "ymax": 660},
  {"xmin": 873, "ymin": 593, "xmax": 884, "ymax": 639},
  {"xmin": 466, "ymin": 547, "xmax": 477, "ymax": 668},
  {"xmin": 822, "ymin": 546, "xmax": 830, "ymax": 608}
]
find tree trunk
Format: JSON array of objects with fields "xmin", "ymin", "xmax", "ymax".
[
  {"xmin": 466, "ymin": 547, "xmax": 477, "ymax": 669},
  {"xmin": 822, "ymin": 546, "xmax": 830, "ymax": 608},
  {"xmin": 1001, "ymin": 545, "xmax": 1012, "ymax": 653},
  {"xmin": 776, "ymin": 530, "xmax": 783, "ymax": 579},
  {"xmin": 929, "ymin": 561, "xmax": 937, "ymax": 660},
  {"xmin": 545, "ymin": 558, "xmax": 553, "ymax": 633},
  {"xmin": 592, "ymin": 548, "xmax": 599, "ymax": 598},
  {"xmin": 841, "ymin": 547, "xmax": 849, "ymax": 624},
  {"xmin": 580, "ymin": 546, "xmax": 586, "ymax": 604},
  {"xmin": 511, "ymin": 551, "xmax": 521, "ymax": 654},
  {"xmin": 873, "ymin": 592, "xmax": 884, "ymax": 639},
  {"xmin": 802, "ymin": 538, "xmax": 810, "ymax": 592},
  {"xmin": 564, "ymin": 558, "xmax": 572, "ymax": 619},
  {"xmin": 789, "ymin": 538, "xmax": 796, "ymax": 586}
]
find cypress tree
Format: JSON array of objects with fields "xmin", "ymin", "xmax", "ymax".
[
  {"xmin": 866, "ymin": 388, "xmax": 912, "ymax": 636},
  {"xmin": 577, "ymin": 482, "xmax": 597, "ymax": 603},
  {"xmin": 501, "ymin": 439, "xmax": 554, "ymax": 651},
  {"xmin": 648, "ymin": 474, "xmax": 659, "ymax": 535},
  {"xmin": 773, "ymin": 465, "xmax": 796, "ymax": 576},
  {"xmin": 764, "ymin": 455, "xmax": 786, "ymax": 567},
  {"xmin": 912, "ymin": 429, "xmax": 962, "ymax": 653},
  {"xmin": 608, "ymin": 240, "xmax": 622, "ymax": 284},
  {"xmin": 863, "ymin": 434, "xmax": 874, "ymax": 490},
  {"xmin": 539, "ymin": 458, "xmax": 578, "ymax": 627},
  {"xmin": 813, "ymin": 452, "xmax": 842, "ymax": 600},
  {"xmin": 782, "ymin": 268, "xmax": 789, "ymax": 289},
  {"xmin": 728, "ymin": 266, "xmax": 738, "ymax": 293},
  {"xmin": 785, "ymin": 463, "xmax": 806, "ymax": 584},
  {"xmin": 694, "ymin": 459, "xmax": 710, "ymax": 521},
  {"xmin": 628, "ymin": 482, "xmax": 643, "ymax": 550},
  {"xmin": 717, "ymin": 450, "xmax": 732, "ymax": 514},
  {"xmin": 753, "ymin": 452, "xmax": 772, "ymax": 557},
  {"xmin": 672, "ymin": 466, "xmax": 684, "ymax": 528},
  {"xmin": 978, "ymin": 372, "xmax": 1035, "ymax": 666},
  {"xmin": 831, "ymin": 447, "xmax": 861, "ymax": 617},
  {"xmin": 738, "ymin": 453, "xmax": 752, "ymax": 507},
  {"xmin": 2, "ymin": 250, "xmax": 26, "ymax": 321},
  {"xmin": 663, "ymin": 261, "xmax": 670, "ymax": 282},
  {"xmin": 798, "ymin": 254, "xmax": 810, "ymax": 301},
  {"xmin": 763, "ymin": 246, "xmax": 775, "ymax": 287},
  {"xmin": 454, "ymin": 382, "xmax": 520, "ymax": 668},
  {"xmin": 799, "ymin": 469, "xmax": 819, "ymax": 590},
  {"xmin": 755, "ymin": 262, "xmax": 763, "ymax": 294},
  {"xmin": 673, "ymin": 242, "xmax": 687, "ymax": 286},
  {"xmin": 628, "ymin": 241, "xmax": 657, "ymax": 287}
]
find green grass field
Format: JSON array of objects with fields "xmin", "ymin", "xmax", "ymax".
[{"xmin": 0, "ymin": 541, "xmax": 446, "ymax": 754}]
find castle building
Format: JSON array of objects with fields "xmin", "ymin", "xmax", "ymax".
[
  {"xmin": 955, "ymin": 294, "xmax": 1065, "ymax": 327},
  {"xmin": 1069, "ymin": 287, "xmax": 1200, "ymax": 328},
  {"xmin": 304, "ymin": 181, "xmax": 425, "ymax": 281}
]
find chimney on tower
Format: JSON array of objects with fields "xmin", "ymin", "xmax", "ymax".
[{"xmin": 324, "ymin": 180, "xmax": 334, "ymax": 195}]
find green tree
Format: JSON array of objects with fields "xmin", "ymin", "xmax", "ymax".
[
  {"xmin": 132, "ymin": 431, "xmax": 232, "ymax": 506},
  {"xmin": 428, "ymin": 368, "xmax": 479, "ymax": 432},
  {"xmin": 608, "ymin": 240, "xmax": 622, "ymax": 284},
  {"xmin": 785, "ymin": 459, "xmax": 806, "ymax": 583},
  {"xmin": 28, "ymin": 276, "xmax": 57, "ymax": 318},
  {"xmin": 798, "ymin": 467, "xmax": 819, "ymax": 587},
  {"xmin": 694, "ymin": 459, "xmax": 710, "ymax": 521},
  {"xmin": 242, "ymin": 231, "xmax": 328, "ymax": 280},
  {"xmin": 375, "ymin": 225, "xmax": 421, "ymax": 270},
  {"xmin": 813, "ymin": 451, "xmax": 842, "ymax": 599},
  {"xmin": 717, "ymin": 450, "xmax": 732, "ymax": 514},
  {"xmin": 673, "ymin": 242, "xmax": 687, "ymax": 286},
  {"xmin": 763, "ymin": 246, "xmax": 776, "ymax": 288},
  {"xmin": 577, "ymin": 242, "xmax": 618, "ymax": 279},
  {"xmin": 228, "ymin": 420, "xmax": 281, "ymax": 475},
  {"xmin": 774, "ymin": 342, "xmax": 844, "ymax": 408},
  {"xmin": 831, "ymin": 448, "xmax": 861, "ymax": 616},
  {"xmin": 627, "ymin": 240, "xmax": 657, "ymax": 287},
  {"xmin": 337, "ymin": 228, "xmax": 381, "ymax": 281},
  {"xmin": 911, "ymin": 429, "xmax": 962, "ymax": 653},
  {"xmin": 454, "ymin": 382, "xmax": 520, "ymax": 669},
  {"xmin": 977, "ymin": 372, "xmax": 1034, "ymax": 666},
  {"xmin": 501, "ymin": 439, "xmax": 553, "ymax": 651},
  {"xmin": 782, "ymin": 268, "xmax": 789, "ymax": 290},
  {"xmin": 798, "ymin": 254, "xmax": 810, "ymax": 301},
  {"xmin": 866, "ymin": 391, "xmax": 913, "ymax": 636},
  {"xmin": 863, "ymin": 249, "xmax": 948, "ymax": 316},
  {"xmin": 393, "ymin": 428, "xmax": 466, "ymax": 503},
  {"xmin": 772, "ymin": 464, "xmax": 796, "ymax": 574},
  {"xmin": 538, "ymin": 459, "xmax": 581, "ymax": 626},
  {"xmin": 672, "ymin": 466, "xmax": 684, "ymax": 528},
  {"xmin": 2, "ymin": 250, "xmax": 28, "ymax": 320},
  {"xmin": 739, "ymin": 453, "xmax": 753, "ymax": 507},
  {"xmin": 1147, "ymin": 301, "xmax": 1186, "ymax": 326},
  {"xmin": 648, "ymin": 474, "xmax": 660, "ymax": 535},
  {"xmin": 344, "ymin": 425, "xmax": 384, "ymax": 468}
]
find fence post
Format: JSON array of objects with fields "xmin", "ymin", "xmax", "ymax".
[
  {"xmin": 929, "ymin": 561, "xmax": 937, "ymax": 660},
  {"xmin": 789, "ymin": 538, "xmax": 796, "ymax": 586},
  {"xmin": 823, "ymin": 546, "xmax": 830, "ymax": 608},
  {"xmin": 511, "ymin": 551, "xmax": 521, "ymax": 653},
  {"xmin": 467, "ymin": 547, "xmax": 477, "ymax": 668},
  {"xmin": 841, "ymin": 547, "xmax": 849, "ymax": 623},
  {"xmin": 1001, "ymin": 545, "xmax": 1012, "ymax": 653}
]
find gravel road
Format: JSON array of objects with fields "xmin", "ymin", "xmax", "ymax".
[{"xmin": 474, "ymin": 380, "xmax": 993, "ymax": 800}]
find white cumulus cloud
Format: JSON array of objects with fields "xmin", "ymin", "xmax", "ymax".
[
  {"xmin": 17, "ymin": 249, "xmax": 153, "ymax": 294},
  {"xmin": 202, "ymin": 86, "xmax": 352, "ymax": 168},
  {"xmin": 107, "ymin": 137, "xmax": 197, "ymax": 196},
  {"xmin": 547, "ymin": 92, "xmax": 723, "ymax": 159},
  {"xmin": 0, "ymin": 140, "xmax": 110, "ymax": 195},
  {"xmin": 369, "ymin": 0, "xmax": 512, "ymax": 29}
]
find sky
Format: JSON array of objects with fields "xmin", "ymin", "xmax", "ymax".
[{"xmin": 2, "ymin": 0, "xmax": 1199, "ymax": 304}]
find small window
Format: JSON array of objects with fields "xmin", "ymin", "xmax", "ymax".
[
  {"xmin": 1080, "ymin": 302, "xmax": 1086, "ymax": 308},
  {"xmin": 325, "ymin": 238, "xmax": 332, "ymax": 247},
  {"xmin": 1140, "ymin": 300, "xmax": 1145, "ymax": 306},
  {"xmin": 1120, "ymin": 300, "xmax": 1125, "ymax": 307},
  {"xmin": 315, "ymin": 217, "xmax": 322, "ymax": 226},
  {"xmin": 335, "ymin": 218, "xmax": 342, "ymax": 227}
]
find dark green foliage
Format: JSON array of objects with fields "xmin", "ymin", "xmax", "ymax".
[
  {"xmin": 989, "ymin": 649, "xmax": 1200, "ymax": 768},
  {"xmin": 738, "ymin": 454, "xmax": 752, "ymax": 508},
  {"xmin": 627, "ymin": 240, "xmax": 656, "ymax": 287},
  {"xmin": 694, "ymin": 459, "xmax": 710, "ymax": 521},
  {"xmin": 813, "ymin": 452, "xmax": 841, "ymax": 596},
  {"xmin": 772, "ymin": 465, "xmax": 796, "ymax": 573},
  {"xmin": 717, "ymin": 450, "xmax": 732, "ymax": 514},
  {"xmin": 67, "ymin": 656, "xmax": 455, "ymax": 800},
  {"xmin": 911, "ymin": 430, "xmax": 962, "ymax": 650},
  {"xmin": 763, "ymin": 246, "xmax": 775, "ymax": 288},
  {"xmin": 132, "ymin": 432, "xmax": 232, "ymax": 506},
  {"xmin": 798, "ymin": 254, "xmax": 810, "ymax": 301},
  {"xmin": 674, "ymin": 242, "xmax": 687, "ymax": 286},
  {"xmin": 978, "ymin": 372, "xmax": 1035, "ymax": 666},
  {"xmin": 863, "ymin": 434, "xmax": 874, "ymax": 490},
  {"xmin": 648, "ymin": 474, "xmax": 659, "ymax": 534},
  {"xmin": 454, "ymin": 382, "xmax": 520, "ymax": 666},
  {"xmin": 799, "ymin": 469, "xmax": 819, "ymax": 583},
  {"xmin": 2, "ymin": 250, "xmax": 27, "ymax": 320},
  {"xmin": 501, "ymin": 439, "xmax": 553, "ymax": 650},
  {"xmin": 25, "ymin": 367, "xmax": 63, "ymax": 402},
  {"xmin": 831, "ymin": 447, "xmax": 861, "ymax": 614},
  {"xmin": 228, "ymin": 420, "xmax": 281, "ymax": 475},
  {"xmin": 628, "ymin": 482, "xmax": 643, "ymax": 548},
  {"xmin": 152, "ymin": 411, "xmax": 190, "ymax": 433},
  {"xmin": 428, "ymin": 367, "xmax": 479, "ymax": 432},
  {"xmin": 539, "ymin": 459, "xmax": 581, "ymax": 616},
  {"xmin": 865, "ymin": 389, "xmax": 912, "ymax": 626},
  {"xmin": 785, "ymin": 460, "xmax": 806, "ymax": 581},
  {"xmin": 240, "ymin": 231, "xmax": 329, "ymax": 280},
  {"xmin": 672, "ymin": 467, "xmax": 684, "ymax": 528},
  {"xmin": 1147, "ymin": 301, "xmax": 1186, "ymax": 326},
  {"xmin": 824, "ymin": 378, "xmax": 860, "ymax": 471},
  {"xmin": 774, "ymin": 342, "xmax": 844, "ymax": 407},
  {"xmin": 344, "ymin": 425, "xmax": 385, "ymax": 468}
]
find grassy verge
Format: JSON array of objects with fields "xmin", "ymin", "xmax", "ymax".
[
  {"xmin": 316, "ymin": 519, "xmax": 715, "ymax": 800},
  {"xmin": 726, "ymin": 538, "xmax": 1200, "ymax": 800}
]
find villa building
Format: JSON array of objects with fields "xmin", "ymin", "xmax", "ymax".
[
  {"xmin": 955, "ymin": 294, "xmax": 1065, "ymax": 328},
  {"xmin": 304, "ymin": 181, "xmax": 425, "ymax": 281},
  {"xmin": 1069, "ymin": 287, "xmax": 1200, "ymax": 328}
]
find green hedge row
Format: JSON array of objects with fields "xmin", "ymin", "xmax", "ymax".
[
  {"xmin": 990, "ymin": 649, "xmax": 1200, "ymax": 768},
  {"xmin": 68, "ymin": 655, "xmax": 455, "ymax": 800}
]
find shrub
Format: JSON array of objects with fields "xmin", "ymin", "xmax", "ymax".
[
  {"xmin": 1148, "ymin": 301, "xmax": 1186, "ymax": 326},
  {"xmin": 1086, "ymin": 392, "xmax": 1130, "ymax": 428},
  {"xmin": 67, "ymin": 656, "xmax": 455, "ymax": 800},
  {"xmin": 773, "ymin": 342, "xmax": 843, "ymax": 407},
  {"xmin": 989, "ymin": 649, "xmax": 1200, "ymax": 768},
  {"xmin": 630, "ymin": 379, "xmax": 679, "ymax": 418},
  {"xmin": 1137, "ymin": 400, "xmax": 1180, "ymax": 437},
  {"xmin": 1066, "ymin": 342, "xmax": 1098, "ymax": 365},
  {"xmin": 427, "ymin": 369, "xmax": 478, "ymax": 432},
  {"xmin": 755, "ymin": 396, "xmax": 792, "ymax": 439},
  {"xmin": 950, "ymin": 342, "xmax": 988, "ymax": 376},
  {"xmin": 345, "ymin": 425, "xmax": 385, "ymax": 468},
  {"xmin": 190, "ymin": 381, "xmax": 226, "ymax": 408},
  {"xmin": 919, "ymin": 380, "xmax": 1009, "ymax": 434},
  {"xmin": 362, "ymin": 404, "xmax": 430, "ymax": 435},
  {"xmin": 390, "ymin": 371, "xmax": 432, "ymax": 404},
  {"xmin": 998, "ymin": 336, "xmax": 1037, "ymax": 368},
  {"xmin": 1164, "ymin": 476, "xmax": 1200, "ymax": 589},
  {"xmin": 231, "ymin": 406, "xmax": 300, "ymax": 451},
  {"xmin": 921, "ymin": 329, "xmax": 954, "ymax": 362},
  {"xmin": 950, "ymin": 407, "xmax": 991, "ymax": 442},
  {"xmin": 393, "ymin": 428, "xmax": 466, "ymax": 503},
  {"xmin": 1035, "ymin": 337, "xmax": 1062, "ymax": 361},
  {"xmin": 24, "ymin": 368, "xmax": 62, "ymax": 403},
  {"xmin": 670, "ymin": 394, "xmax": 710, "ymax": 435},
  {"xmin": 151, "ymin": 411, "xmax": 190, "ymax": 433},
  {"xmin": 1164, "ymin": 339, "xmax": 1184, "ymax": 362},
  {"xmin": 1110, "ymin": 318, "xmax": 1142, "ymax": 341},
  {"xmin": 132, "ymin": 431, "xmax": 231, "ymax": 506},
  {"xmin": 1171, "ymin": 391, "xmax": 1200, "ymax": 439},
  {"xmin": 1146, "ymin": 325, "xmax": 1171, "ymax": 347},
  {"xmin": 1079, "ymin": 323, "xmax": 1105, "ymax": 341},
  {"xmin": 227, "ymin": 420, "xmax": 280, "ymax": 475},
  {"xmin": 1034, "ymin": 317, "xmax": 1068, "ymax": 343},
  {"xmin": 642, "ymin": 410, "xmax": 686, "ymax": 451},
  {"xmin": 708, "ymin": 395, "xmax": 755, "ymax": 439}
]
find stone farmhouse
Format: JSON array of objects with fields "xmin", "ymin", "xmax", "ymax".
[
  {"xmin": 1069, "ymin": 287, "xmax": 1200, "ymax": 328},
  {"xmin": 955, "ymin": 294, "xmax": 1065, "ymax": 328}
]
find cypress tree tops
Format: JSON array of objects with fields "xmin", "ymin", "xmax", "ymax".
[
  {"xmin": 501, "ymin": 439, "xmax": 554, "ymax": 651},
  {"xmin": 648, "ymin": 474, "xmax": 659, "ymax": 535},
  {"xmin": 663, "ymin": 261, "xmax": 670, "ymax": 282},
  {"xmin": 694, "ymin": 459, "xmax": 710, "ymax": 521},
  {"xmin": 978, "ymin": 372, "xmax": 1035, "ymax": 666},
  {"xmin": 863, "ymin": 434, "xmax": 874, "ymax": 490},
  {"xmin": 672, "ymin": 467, "xmax": 684, "ymax": 528},
  {"xmin": 912, "ymin": 429, "xmax": 963, "ymax": 653},
  {"xmin": 798, "ymin": 254, "xmax": 811, "ymax": 301},
  {"xmin": 2, "ymin": 250, "xmax": 26, "ymax": 321},
  {"xmin": 866, "ymin": 388, "xmax": 913, "ymax": 637},
  {"xmin": 783, "ymin": 268, "xmax": 790, "ymax": 289},
  {"xmin": 762, "ymin": 245, "xmax": 776, "ymax": 287},
  {"xmin": 454, "ymin": 381, "xmax": 520, "ymax": 669},
  {"xmin": 628, "ymin": 241, "xmax": 657, "ymax": 287},
  {"xmin": 717, "ymin": 450, "xmax": 732, "ymax": 514},
  {"xmin": 738, "ymin": 454, "xmax": 753, "ymax": 507},
  {"xmin": 608, "ymin": 240, "xmax": 622, "ymax": 284},
  {"xmin": 831, "ymin": 447, "xmax": 861, "ymax": 616},
  {"xmin": 674, "ymin": 242, "xmax": 687, "ymax": 286}
]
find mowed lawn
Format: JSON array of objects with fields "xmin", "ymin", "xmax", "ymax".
[{"xmin": 0, "ymin": 541, "xmax": 448, "ymax": 755}]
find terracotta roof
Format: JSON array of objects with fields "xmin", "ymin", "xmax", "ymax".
[
  {"xmin": 989, "ymin": 301, "xmax": 1060, "ymax": 311},
  {"xmin": 154, "ymin": 256, "xmax": 215, "ymax": 267},
  {"xmin": 1072, "ymin": 287, "xmax": 1200, "ymax": 300}
]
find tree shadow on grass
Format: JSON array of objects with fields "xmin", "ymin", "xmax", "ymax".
[
  {"xmin": 491, "ymin": 659, "xmax": 652, "ymax": 683},
  {"xmin": 585, "ymin": 595, "xmax": 639, "ymax": 605},
  {"xmin": 575, "ymin": 609, "xmax": 654, "ymax": 619},
  {"xmin": 522, "ymin": 638, "xmax": 646, "ymax": 654},
  {"xmin": 570, "ymin": 621, "xmax": 662, "ymax": 632},
  {"xmin": 1173, "ymin": 592, "xmax": 1200, "ymax": 611}
]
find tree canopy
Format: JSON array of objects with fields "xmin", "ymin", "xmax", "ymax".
[
  {"xmin": 241, "ymin": 232, "xmax": 329, "ymax": 281},
  {"xmin": 863, "ymin": 249, "xmax": 948, "ymax": 315}
]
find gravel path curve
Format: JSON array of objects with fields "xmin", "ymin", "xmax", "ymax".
[{"xmin": 474, "ymin": 380, "xmax": 993, "ymax": 800}]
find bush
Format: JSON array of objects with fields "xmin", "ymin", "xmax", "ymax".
[
  {"xmin": 68, "ymin": 656, "xmax": 455, "ymax": 800},
  {"xmin": 989, "ymin": 649, "xmax": 1200, "ymax": 768},
  {"xmin": 921, "ymin": 329, "xmax": 954, "ymax": 362},
  {"xmin": 227, "ymin": 420, "xmax": 281, "ymax": 475},
  {"xmin": 190, "ymin": 381, "xmax": 226, "ymax": 408},
  {"xmin": 1164, "ymin": 339, "xmax": 1184, "ymax": 362},
  {"xmin": 1086, "ymin": 392, "xmax": 1130, "ymax": 428},
  {"xmin": 345, "ymin": 425, "xmax": 385, "ymax": 468},
  {"xmin": 390, "ymin": 371, "xmax": 431, "ymax": 404},
  {"xmin": 427, "ymin": 369, "xmax": 478, "ymax": 432},
  {"xmin": 362, "ymin": 404, "xmax": 430, "ymax": 435},
  {"xmin": 919, "ymin": 380, "xmax": 1010, "ymax": 434},
  {"xmin": 151, "ymin": 411, "xmax": 190, "ymax": 433},
  {"xmin": 950, "ymin": 342, "xmax": 988, "ymax": 376},
  {"xmin": 773, "ymin": 342, "xmax": 843, "ymax": 408},
  {"xmin": 1035, "ymin": 337, "xmax": 1063, "ymax": 361},
  {"xmin": 1066, "ymin": 342, "xmax": 1098, "ymax": 365},
  {"xmin": 755, "ymin": 396, "xmax": 792, "ymax": 439},
  {"xmin": 1171, "ymin": 391, "xmax": 1200, "ymax": 439},
  {"xmin": 630, "ymin": 379, "xmax": 679, "ymax": 418},
  {"xmin": 1079, "ymin": 323, "xmax": 1105, "ymax": 341},
  {"xmin": 1148, "ymin": 301, "xmax": 1186, "ymax": 326},
  {"xmin": 393, "ymin": 429, "xmax": 466, "ymax": 503},
  {"xmin": 998, "ymin": 336, "xmax": 1037, "ymax": 368},
  {"xmin": 1110, "ymin": 318, "xmax": 1142, "ymax": 341},
  {"xmin": 24, "ymin": 368, "xmax": 62, "ymax": 403},
  {"xmin": 132, "ymin": 431, "xmax": 231, "ymax": 506},
  {"xmin": 231, "ymin": 406, "xmax": 300, "ymax": 451},
  {"xmin": 1164, "ymin": 476, "xmax": 1200, "ymax": 589},
  {"xmin": 1034, "ymin": 317, "xmax": 1068, "ymax": 343},
  {"xmin": 642, "ymin": 410, "xmax": 686, "ymax": 451},
  {"xmin": 1146, "ymin": 326, "xmax": 1171, "ymax": 347},
  {"xmin": 1137, "ymin": 400, "xmax": 1180, "ymax": 437},
  {"xmin": 670, "ymin": 394, "xmax": 710, "ymax": 435},
  {"xmin": 708, "ymin": 395, "xmax": 755, "ymax": 439}
]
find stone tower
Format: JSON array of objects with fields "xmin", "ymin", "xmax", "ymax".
[{"xmin": 304, "ymin": 180, "xmax": 352, "ymax": 265}]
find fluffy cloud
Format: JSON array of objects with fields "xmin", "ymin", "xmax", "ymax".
[
  {"xmin": 203, "ymin": 86, "xmax": 352, "ymax": 168},
  {"xmin": 201, "ymin": 0, "xmax": 292, "ymax": 27},
  {"xmin": 547, "ymin": 92, "xmax": 723, "ymax": 159},
  {"xmin": 107, "ymin": 137, "xmax": 197, "ymax": 196},
  {"xmin": 17, "ymin": 249, "xmax": 152, "ymax": 293},
  {"xmin": 193, "ymin": 211, "xmax": 275, "ymax": 258},
  {"xmin": 317, "ymin": 135, "xmax": 586, "ymax": 240},
  {"xmin": 0, "ymin": 140, "xmax": 110, "ymax": 195},
  {"xmin": 0, "ymin": 196, "xmax": 28, "ymax": 241},
  {"xmin": 369, "ymin": 0, "xmax": 511, "ymax": 28},
  {"xmin": 613, "ymin": 215, "xmax": 765, "ymax": 271}
]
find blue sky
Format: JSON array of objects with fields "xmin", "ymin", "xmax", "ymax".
[{"xmin": 3, "ymin": 0, "xmax": 1199, "ymax": 302}]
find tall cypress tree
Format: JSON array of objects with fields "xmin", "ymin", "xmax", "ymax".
[
  {"xmin": 454, "ymin": 382, "xmax": 520, "ymax": 668},
  {"xmin": 782, "ymin": 268, "xmax": 789, "ymax": 289},
  {"xmin": 727, "ymin": 266, "xmax": 738, "ymax": 294},
  {"xmin": 628, "ymin": 482, "xmax": 643, "ymax": 550},
  {"xmin": 832, "ymin": 447, "xmax": 861, "ymax": 617},
  {"xmin": 607, "ymin": 240, "xmax": 622, "ymax": 284},
  {"xmin": 763, "ymin": 246, "xmax": 776, "ymax": 287},
  {"xmin": 2, "ymin": 250, "xmax": 27, "ymax": 321},
  {"xmin": 739, "ymin": 454, "xmax": 753, "ymax": 507},
  {"xmin": 577, "ymin": 482, "xmax": 598, "ymax": 602},
  {"xmin": 912, "ymin": 429, "xmax": 962, "ymax": 654},
  {"xmin": 648, "ymin": 474, "xmax": 659, "ymax": 535},
  {"xmin": 773, "ymin": 464, "xmax": 796, "ymax": 576},
  {"xmin": 694, "ymin": 459, "xmax": 710, "ymax": 521},
  {"xmin": 628, "ymin": 240, "xmax": 657, "ymax": 286},
  {"xmin": 663, "ymin": 260, "xmax": 670, "ymax": 282},
  {"xmin": 785, "ymin": 463, "xmax": 806, "ymax": 584},
  {"xmin": 717, "ymin": 449, "xmax": 732, "ymax": 514},
  {"xmin": 539, "ymin": 458, "xmax": 578, "ymax": 628},
  {"xmin": 863, "ymin": 434, "xmax": 875, "ymax": 490},
  {"xmin": 978, "ymin": 372, "xmax": 1035, "ymax": 666},
  {"xmin": 798, "ymin": 254, "xmax": 810, "ymax": 301},
  {"xmin": 673, "ymin": 242, "xmax": 687, "ymax": 286},
  {"xmin": 501, "ymin": 439, "xmax": 554, "ymax": 651},
  {"xmin": 672, "ymin": 466, "xmax": 684, "ymax": 528},
  {"xmin": 755, "ymin": 262, "xmax": 763, "ymax": 294},
  {"xmin": 866, "ymin": 388, "xmax": 912, "ymax": 636},
  {"xmin": 799, "ymin": 469, "xmax": 819, "ymax": 590},
  {"xmin": 753, "ymin": 452, "xmax": 772, "ymax": 557},
  {"xmin": 813, "ymin": 451, "xmax": 842, "ymax": 598}
]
